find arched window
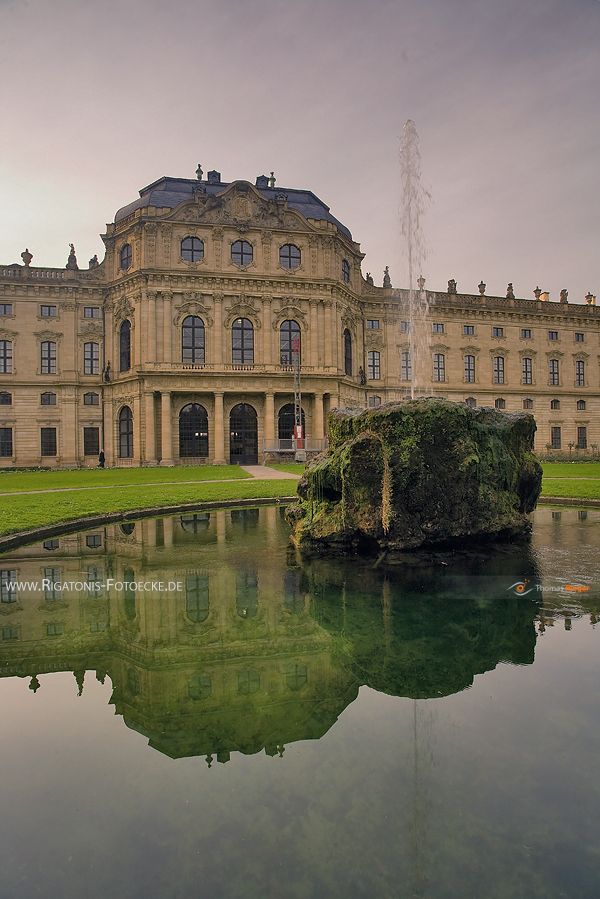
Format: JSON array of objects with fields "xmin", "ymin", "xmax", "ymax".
[
  {"xmin": 465, "ymin": 397, "xmax": 477, "ymax": 408},
  {"xmin": 180, "ymin": 513, "xmax": 210, "ymax": 533},
  {"xmin": 120, "ymin": 522, "xmax": 136, "ymax": 536},
  {"xmin": 494, "ymin": 398, "xmax": 506, "ymax": 410},
  {"xmin": 186, "ymin": 575, "xmax": 209, "ymax": 622},
  {"xmin": 119, "ymin": 244, "xmax": 132, "ymax": 270},
  {"xmin": 279, "ymin": 244, "xmax": 301, "ymax": 269},
  {"xmin": 236, "ymin": 571, "xmax": 258, "ymax": 619},
  {"xmin": 285, "ymin": 663, "xmax": 308, "ymax": 691},
  {"xmin": 84, "ymin": 342, "xmax": 99, "ymax": 375},
  {"xmin": 231, "ymin": 239, "xmax": 253, "ymax": 267},
  {"xmin": 84, "ymin": 392, "xmax": 99, "ymax": 406},
  {"xmin": 0, "ymin": 391, "xmax": 11, "ymax": 405},
  {"xmin": 433, "ymin": 352, "xmax": 445, "ymax": 382},
  {"xmin": 342, "ymin": 259, "xmax": 350, "ymax": 283},
  {"xmin": 343, "ymin": 329, "xmax": 352, "ymax": 376},
  {"xmin": 119, "ymin": 320, "xmax": 131, "ymax": 371},
  {"xmin": 550, "ymin": 398, "xmax": 560, "ymax": 410},
  {"xmin": 188, "ymin": 673, "xmax": 212, "ymax": 700},
  {"xmin": 41, "ymin": 391, "xmax": 56, "ymax": 406},
  {"xmin": 181, "ymin": 236, "xmax": 204, "ymax": 262},
  {"xmin": 523, "ymin": 398, "xmax": 534, "ymax": 410},
  {"xmin": 232, "ymin": 318, "xmax": 254, "ymax": 364},
  {"xmin": 229, "ymin": 404, "xmax": 258, "ymax": 464},
  {"xmin": 182, "ymin": 316, "xmax": 205, "ymax": 364},
  {"xmin": 577, "ymin": 399, "xmax": 586, "ymax": 411},
  {"xmin": 179, "ymin": 403, "xmax": 209, "ymax": 457},
  {"xmin": 280, "ymin": 320, "xmax": 301, "ymax": 366},
  {"xmin": 118, "ymin": 406, "xmax": 133, "ymax": 458},
  {"xmin": 0, "ymin": 341, "xmax": 13, "ymax": 374},
  {"xmin": 41, "ymin": 341, "xmax": 57, "ymax": 374},
  {"xmin": 278, "ymin": 403, "xmax": 306, "ymax": 441}
]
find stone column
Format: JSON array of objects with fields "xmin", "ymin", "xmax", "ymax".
[
  {"xmin": 160, "ymin": 392, "xmax": 173, "ymax": 465},
  {"xmin": 313, "ymin": 393, "xmax": 325, "ymax": 441},
  {"xmin": 163, "ymin": 292, "xmax": 172, "ymax": 365},
  {"xmin": 147, "ymin": 292, "xmax": 157, "ymax": 362},
  {"xmin": 310, "ymin": 301, "xmax": 319, "ymax": 368},
  {"xmin": 144, "ymin": 391, "xmax": 156, "ymax": 464},
  {"xmin": 265, "ymin": 392, "xmax": 275, "ymax": 446},
  {"xmin": 213, "ymin": 391, "xmax": 225, "ymax": 464}
]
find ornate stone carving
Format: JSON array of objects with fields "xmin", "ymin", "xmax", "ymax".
[{"xmin": 173, "ymin": 301, "xmax": 213, "ymax": 327}]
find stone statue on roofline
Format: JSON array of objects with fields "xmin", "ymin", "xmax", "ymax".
[
  {"xmin": 66, "ymin": 243, "xmax": 78, "ymax": 270},
  {"xmin": 21, "ymin": 248, "xmax": 33, "ymax": 266},
  {"xmin": 506, "ymin": 283, "xmax": 515, "ymax": 299},
  {"xmin": 448, "ymin": 278, "xmax": 457, "ymax": 294},
  {"xmin": 585, "ymin": 292, "xmax": 596, "ymax": 306},
  {"xmin": 534, "ymin": 286, "xmax": 542, "ymax": 300},
  {"xmin": 89, "ymin": 254, "xmax": 99, "ymax": 269},
  {"xmin": 365, "ymin": 272, "xmax": 374, "ymax": 286},
  {"xmin": 383, "ymin": 266, "xmax": 392, "ymax": 288},
  {"xmin": 196, "ymin": 163, "xmax": 203, "ymax": 181},
  {"xmin": 417, "ymin": 275, "xmax": 426, "ymax": 291},
  {"xmin": 560, "ymin": 289, "xmax": 568, "ymax": 304},
  {"xmin": 478, "ymin": 281, "xmax": 486, "ymax": 295}
]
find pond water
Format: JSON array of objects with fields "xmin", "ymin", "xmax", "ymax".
[{"xmin": 0, "ymin": 506, "xmax": 599, "ymax": 899}]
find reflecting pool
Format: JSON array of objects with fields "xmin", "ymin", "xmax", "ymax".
[{"xmin": 0, "ymin": 506, "xmax": 599, "ymax": 898}]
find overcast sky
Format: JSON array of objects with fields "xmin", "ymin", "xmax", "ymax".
[{"xmin": 1, "ymin": 0, "xmax": 598, "ymax": 302}]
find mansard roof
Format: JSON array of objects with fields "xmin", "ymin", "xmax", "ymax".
[{"xmin": 114, "ymin": 176, "xmax": 353, "ymax": 240}]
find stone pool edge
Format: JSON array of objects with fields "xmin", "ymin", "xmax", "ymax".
[{"xmin": 0, "ymin": 496, "xmax": 297, "ymax": 552}]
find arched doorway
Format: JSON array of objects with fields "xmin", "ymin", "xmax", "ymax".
[
  {"xmin": 179, "ymin": 403, "xmax": 209, "ymax": 458},
  {"xmin": 229, "ymin": 403, "xmax": 258, "ymax": 464},
  {"xmin": 277, "ymin": 403, "xmax": 306, "ymax": 442}
]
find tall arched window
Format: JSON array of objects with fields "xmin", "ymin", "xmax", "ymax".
[
  {"xmin": 186, "ymin": 575, "xmax": 209, "ymax": 622},
  {"xmin": 232, "ymin": 318, "xmax": 254, "ymax": 364},
  {"xmin": 280, "ymin": 320, "xmax": 301, "ymax": 366},
  {"xmin": 343, "ymin": 329, "xmax": 352, "ymax": 376},
  {"xmin": 119, "ymin": 320, "xmax": 131, "ymax": 372},
  {"xmin": 342, "ymin": 259, "xmax": 350, "ymax": 283},
  {"xmin": 118, "ymin": 406, "xmax": 133, "ymax": 458},
  {"xmin": 278, "ymin": 403, "xmax": 306, "ymax": 441},
  {"xmin": 179, "ymin": 403, "xmax": 209, "ymax": 457},
  {"xmin": 120, "ymin": 244, "xmax": 132, "ymax": 270},
  {"xmin": 182, "ymin": 316, "xmax": 205, "ymax": 364}
]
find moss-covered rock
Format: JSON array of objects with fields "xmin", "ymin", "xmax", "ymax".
[{"xmin": 287, "ymin": 398, "xmax": 542, "ymax": 556}]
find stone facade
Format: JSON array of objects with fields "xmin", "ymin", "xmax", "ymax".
[{"xmin": 0, "ymin": 170, "xmax": 598, "ymax": 467}]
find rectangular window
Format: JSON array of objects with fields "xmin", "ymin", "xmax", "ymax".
[
  {"xmin": 86, "ymin": 534, "xmax": 102, "ymax": 548},
  {"xmin": 0, "ymin": 304, "xmax": 13, "ymax": 316},
  {"xmin": 400, "ymin": 320, "xmax": 410, "ymax": 333},
  {"xmin": 548, "ymin": 330, "xmax": 559, "ymax": 341},
  {"xmin": 463, "ymin": 325, "xmax": 475, "ymax": 336},
  {"xmin": 83, "ymin": 392, "xmax": 99, "ymax": 406},
  {"xmin": 1, "ymin": 569, "xmax": 17, "ymax": 603},
  {"xmin": 492, "ymin": 326, "xmax": 504, "ymax": 338},
  {"xmin": 366, "ymin": 319, "xmax": 380, "ymax": 329},
  {"xmin": 40, "ymin": 305, "xmax": 57, "ymax": 317},
  {"xmin": 84, "ymin": 307, "xmax": 101, "ymax": 318},
  {"xmin": 0, "ymin": 428, "xmax": 13, "ymax": 457},
  {"xmin": 84, "ymin": 342, "xmax": 100, "ymax": 375},
  {"xmin": 432, "ymin": 322, "xmax": 444, "ymax": 334},
  {"xmin": 522, "ymin": 357, "xmax": 533, "ymax": 385},
  {"xmin": 46, "ymin": 622, "xmax": 64, "ymax": 637},
  {"xmin": 40, "ymin": 341, "xmax": 57, "ymax": 374},
  {"xmin": 549, "ymin": 359, "xmax": 560, "ymax": 386},
  {"xmin": 1, "ymin": 626, "xmax": 19, "ymax": 641},
  {"xmin": 575, "ymin": 332, "xmax": 584, "ymax": 343},
  {"xmin": 368, "ymin": 396, "xmax": 381, "ymax": 408},
  {"xmin": 575, "ymin": 360, "xmax": 585, "ymax": 386},
  {"xmin": 521, "ymin": 328, "xmax": 532, "ymax": 339},
  {"xmin": 464, "ymin": 355, "xmax": 475, "ymax": 383},
  {"xmin": 83, "ymin": 427, "xmax": 100, "ymax": 456},
  {"xmin": 577, "ymin": 426, "xmax": 588, "ymax": 450},
  {"xmin": 0, "ymin": 340, "xmax": 13, "ymax": 373},
  {"xmin": 41, "ymin": 427, "xmax": 57, "ymax": 456},
  {"xmin": 493, "ymin": 356, "xmax": 505, "ymax": 384},
  {"xmin": 433, "ymin": 353, "xmax": 445, "ymax": 382},
  {"xmin": 551, "ymin": 426, "xmax": 561, "ymax": 450},
  {"xmin": 401, "ymin": 350, "xmax": 412, "ymax": 381},
  {"xmin": 44, "ymin": 568, "xmax": 61, "ymax": 602},
  {"xmin": 367, "ymin": 351, "xmax": 380, "ymax": 380}
]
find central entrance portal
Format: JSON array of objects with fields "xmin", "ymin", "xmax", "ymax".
[{"xmin": 229, "ymin": 403, "xmax": 258, "ymax": 464}]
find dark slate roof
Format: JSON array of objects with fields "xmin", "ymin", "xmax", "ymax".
[{"xmin": 114, "ymin": 176, "xmax": 353, "ymax": 240}]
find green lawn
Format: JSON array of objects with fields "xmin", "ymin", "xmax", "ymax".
[
  {"xmin": 0, "ymin": 480, "xmax": 297, "ymax": 537},
  {"xmin": 0, "ymin": 465, "xmax": 249, "ymax": 494},
  {"xmin": 267, "ymin": 463, "xmax": 307, "ymax": 475},
  {"xmin": 540, "ymin": 480, "xmax": 600, "ymax": 500},
  {"xmin": 541, "ymin": 462, "xmax": 600, "ymax": 479}
]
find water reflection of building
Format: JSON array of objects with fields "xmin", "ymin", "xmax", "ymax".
[{"xmin": 0, "ymin": 505, "xmax": 570, "ymax": 762}]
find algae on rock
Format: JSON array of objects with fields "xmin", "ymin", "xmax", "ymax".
[{"xmin": 287, "ymin": 398, "xmax": 543, "ymax": 556}]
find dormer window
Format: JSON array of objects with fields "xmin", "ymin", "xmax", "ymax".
[{"xmin": 342, "ymin": 259, "xmax": 350, "ymax": 283}]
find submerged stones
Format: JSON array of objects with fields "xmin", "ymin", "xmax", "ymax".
[{"xmin": 287, "ymin": 398, "xmax": 543, "ymax": 557}]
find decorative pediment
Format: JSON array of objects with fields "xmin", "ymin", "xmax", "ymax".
[
  {"xmin": 573, "ymin": 351, "xmax": 590, "ymax": 361},
  {"xmin": 518, "ymin": 348, "xmax": 537, "ymax": 358},
  {"xmin": 113, "ymin": 298, "xmax": 134, "ymax": 324},
  {"xmin": 461, "ymin": 345, "xmax": 481, "ymax": 354},
  {"xmin": 34, "ymin": 330, "xmax": 63, "ymax": 341},
  {"xmin": 79, "ymin": 322, "xmax": 103, "ymax": 337},
  {"xmin": 173, "ymin": 301, "xmax": 213, "ymax": 327},
  {"xmin": 224, "ymin": 297, "xmax": 261, "ymax": 328},
  {"xmin": 365, "ymin": 331, "xmax": 384, "ymax": 349},
  {"xmin": 340, "ymin": 306, "xmax": 360, "ymax": 334},
  {"xmin": 432, "ymin": 343, "xmax": 450, "ymax": 353},
  {"xmin": 169, "ymin": 183, "xmax": 311, "ymax": 233},
  {"xmin": 273, "ymin": 306, "xmax": 307, "ymax": 330}
]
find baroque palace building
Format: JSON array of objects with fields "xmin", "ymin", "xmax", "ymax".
[{"xmin": 0, "ymin": 166, "xmax": 598, "ymax": 468}]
